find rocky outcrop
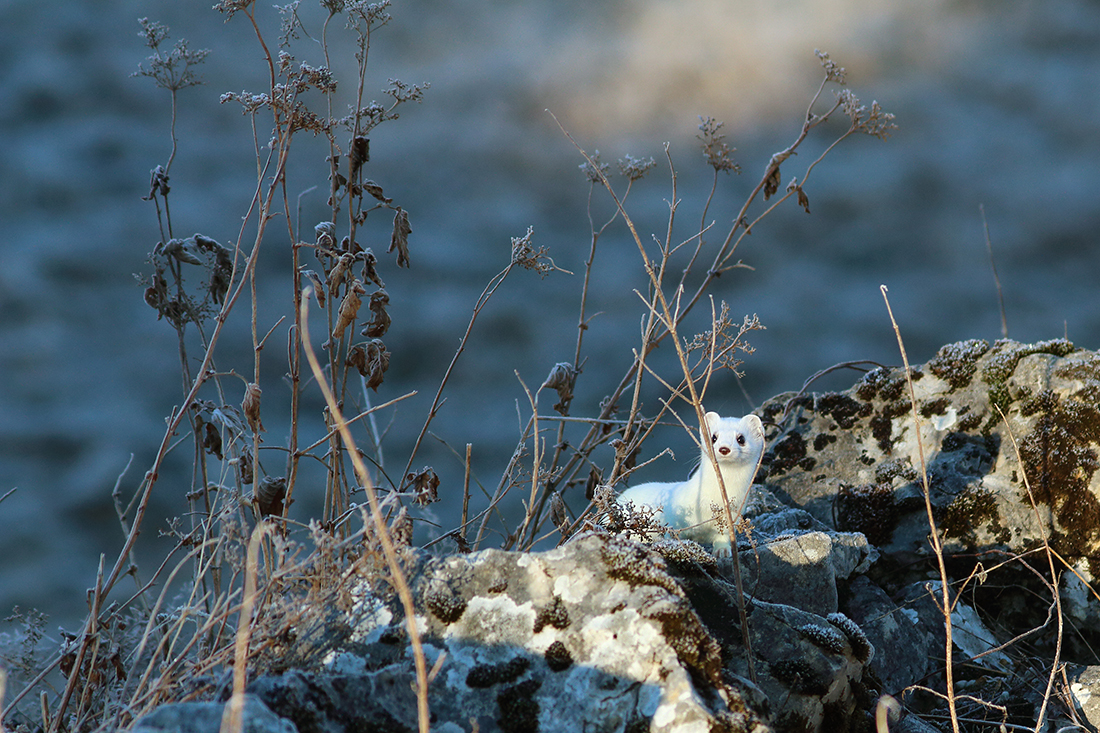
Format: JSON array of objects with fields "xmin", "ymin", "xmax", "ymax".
[{"xmin": 129, "ymin": 340, "xmax": 1100, "ymax": 733}]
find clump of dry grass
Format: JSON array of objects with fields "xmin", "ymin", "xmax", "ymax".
[{"xmin": 0, "ymin": 5, "xmax": 901, "ymax": 732}]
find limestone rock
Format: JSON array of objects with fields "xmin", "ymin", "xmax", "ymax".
[
  {"xmin": 759, "ymin": 339, "xmax": 1100, "ymax": 611},
  {"xmin": 130, "ymin": 695, "xmax": 294, "ymax": 733}
]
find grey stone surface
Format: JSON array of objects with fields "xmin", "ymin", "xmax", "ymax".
[{"xmin": 130, "ymin": 695, "xmax": 296, "ymax": 733}]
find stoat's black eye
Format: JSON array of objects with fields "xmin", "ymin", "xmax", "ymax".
[
  {"xmin": 736, "ymin": 433, "xmax": 746, "ymax": 446},
  {"xmin": 711, "ymin": 433, "xmax": 718, "ymax": 444}
]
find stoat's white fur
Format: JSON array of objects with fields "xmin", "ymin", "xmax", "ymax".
[{"xmin": 617, "ymin": 412, "xmax": 765, "ymax": 553}]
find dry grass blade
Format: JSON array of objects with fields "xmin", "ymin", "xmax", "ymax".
[
  {"xmin": 880, "ymin": 284, "xmax": 959, "ymax": 733},
  {"xmin": 221, "ymin": 523, "xmax": 272, "ymax": 733},
  {"xmin": 299, "ymin": 290, "xmax": 430, "ymax": 733}
]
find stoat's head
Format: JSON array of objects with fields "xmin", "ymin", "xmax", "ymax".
[{"xmin": 702, "ymin": 412, "xmax": 765, "ymax": 465}]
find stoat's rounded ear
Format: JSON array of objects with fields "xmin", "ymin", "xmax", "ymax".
[
  {"xmin": 704, "ymin": 411, "xmax": 720, "ymax": 427},
  {"xmin": 743, "ymin": 414, "xmax": 764, "ymax": 437}
]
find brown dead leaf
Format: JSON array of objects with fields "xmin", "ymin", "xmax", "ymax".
[
  {"xmin": 362, "ymin": 289, "xmax": 390, "ymax": 338},
  {"xmin": 407, "ymin": 466, "xmax": 440, "ymax": 506},
  {"xmin": 331, "ymin": 280, "xmax": 367, "ymax": 342},
  {"xmin": 347, "ymin": 338, "xmax": 390, "ymax": 391},
  {"xmin": 389, "ymin": 207, "xmax": 411, "ymax": 268},
  {"xmin": 363, "ymin": 179, "xmax": 392, "ymax": 204},
  {"xmin": 242, "ymin": 382, "xmax": 264, "ymax": 434}
]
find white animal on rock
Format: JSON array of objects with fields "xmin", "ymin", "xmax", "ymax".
[{"xmin": 616, "ymin": 412, "xmax": 765, "ymax": 553}]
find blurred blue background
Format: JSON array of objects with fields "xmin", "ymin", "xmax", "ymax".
[{"xmin": 2, "ymin": 0, "xmax": 1099, "ymax": 627}]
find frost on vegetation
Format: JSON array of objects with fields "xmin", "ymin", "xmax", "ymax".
[
  {"xmin": 133, "ymin": 18, "xmax": 210, "ymax": 92},
  {"xmin": 510, "ymin": 226, "xmax": 566, "ymax": 278},
  {"xmin": 697, "ymin": 116, "xmax": 740, "ymax": 174}
]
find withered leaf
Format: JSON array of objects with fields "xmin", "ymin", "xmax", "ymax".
[
  {"xmin": 362, "ymin": 289, "xmax": 391, "ymax": 338},
  {"xmin": 347, "ymin": 338, "xmax": 389, "ymax": 391},
  {"xmin": 541, "ymin": 362, "xmax": 579, "ymax": 416},
  {"xmin": 254, "ymin": 476, "xmax": 287, "ymax": 518},
  {"xmin": 143, "ymin": 165, "xmax": 170, "ymax": 200},
  {"xmin": 585, "ymin": 466, "xmax": 602, "ymax": 501},
  {"xmin": 363, "ymin": 179, "xmax": 392, "ymax": 204},
  {"xmin": 300, "ymin": 268, "xmax": 326, "ymax": 308},
  {"xmin": 162, "ymin": 237, "xmax": 203, "ymax": 266},
  {"xmin": 144, "ymin": 271, "xmax": 169, "ymax": 315},
  {"xmin": 203, "ymin": 421, "xmax": 223, "ymax": 460},
  {"xmin": 361, "ymin": 248, "xmax": 384, "ymax": 289},
  {"xmin": 204, "ymin": 238, "xmax": 233, "ymax": 305},
  {"xmin": 389, "ymin": 207, "xmax": 411, "ymax": 268},
  {"xmin": 331, "ymin": 280, "xmax": 366, "ymax": 342},
  {"xmin": 238, "ymin": 450, "xmax": 254, "ymax": 485},
  {"xmin": 797, "ymin": 186, "xmax": 811, "ymax": 213},
  {"xmin": 349, "ymin": 135, "xmax": 369, "ymax": 179},
  {"xmin": 550, "ymin": 491, "xmax": 569, "ymax": 534},
  {"xmin": 242, "ymin": 382, "xmax": 264, "ymax": 434},
  {"xmin": 328, "ymin": 252, "xmax": 355, "ymax": 291},
  {"xmin": 451, "ymin": 532, "xmax": 471, "ymax": 553},
  {"xmin": 763, "ymin": 165, "xmax": 781, "ymax": 201},
  {"xmin": 406, "ymin": 467, "xmax": 440, "ymax": 506}
]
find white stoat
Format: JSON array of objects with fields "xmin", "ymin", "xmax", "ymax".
[{"xmin": 616, "ymin": 412, "xmax": 765, "ymax": 553}]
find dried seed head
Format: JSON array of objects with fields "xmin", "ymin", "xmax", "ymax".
[
  {"xmin": 617, "ymin": 154, "xmax": 656, "ymax": 182},
  {"xmin": 697, "ymin": 117, "xmax": 740, "ymax": 174},
  {"xmin": 815, "ymin": 49, "xmax": 847, "ymax": 84},
  {"xmin": 579, "ymin": 150, "xmax": 610, "ymax": 183}
]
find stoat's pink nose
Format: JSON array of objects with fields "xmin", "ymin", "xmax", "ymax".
[{"xmin": 719, "ymin": 446, "xmax": 730, "ymax": 455}]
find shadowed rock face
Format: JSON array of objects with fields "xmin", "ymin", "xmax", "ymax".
[{"xmin": 130, "ymin": 340, "xmax": 1100, "ymax": 733}]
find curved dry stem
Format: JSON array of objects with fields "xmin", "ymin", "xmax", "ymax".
[
  {"xmin": 299, "ymin": 293, "xmax": 430, "ymax": 733},
  {"xmin": 880, "ymin": 285, "xmax": 959, "ymax": 733}
]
